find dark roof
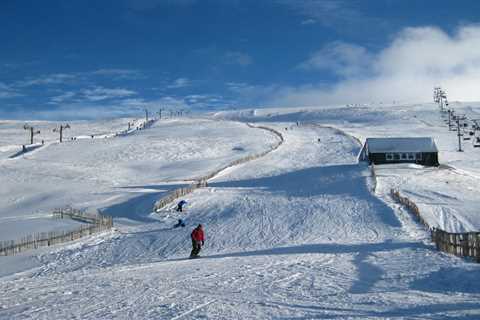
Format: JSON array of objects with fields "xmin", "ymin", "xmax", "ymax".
[{"xmin": 366, "ymin": 137, "xmax": 438, "ymax": 153}]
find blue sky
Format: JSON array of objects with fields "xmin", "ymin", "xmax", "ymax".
[{"xmin": 2, "ymin": 0, "xmax": 480, "ymax": 119}]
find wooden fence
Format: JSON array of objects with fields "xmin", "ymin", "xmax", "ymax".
[
  {"xmin": 153, "ymin": 181, "xmax": 208, "ymax": 212},
  {"xmin": 370, "ymin": 164, "xmax": 377, "ymax": 193},
  {"xmin": 431, "ymin": 228, "xmax": 480, "ymax": 262},
  {"xmin": 391, "ymin": 188, "xmax": 480, "ymax": 262},
  {"xmin": 153, "ymin": 123, "xmax": 284, "ymax": 211},
  {"xmin": 390, "ymin": 189, "xmax": 430, "ymax": 229},
  {"xmin": 53, "ymin": 206, "xmax": 112, "ymax": 225},
  {"xmin": 0, "ymin": 208, "xmax": 113, "ymax": 256}
]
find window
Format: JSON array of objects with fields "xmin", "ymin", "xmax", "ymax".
[{"xmin": 385, "ymin": 152, "xmax": 424, "ymax": 161}]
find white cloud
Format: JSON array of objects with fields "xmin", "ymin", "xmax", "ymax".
[
  {"xmin": 279, "ymin": 0, "xmax": 369, "ymax": 30},
  {"xmin": 118, "ymin": 98, "xmax": 148, "ymax": 108},
  {"xmin": 90, "ymin": 69, "xmax": 143, "ymax": 79},
  {"xmin": 0, "ymin": 82, "xmax": 22, "ymax": 98},
  {"xmin": 301, "ymin": 19, "xmax": 316, "ymax": 25},
  {"xmin": 167, "ymin": 78, "xmax": 191, "ymax": 89},
  {"xmin": 16, "ymin": 74, "xmax": 77, "ymax": 87},
  {"xmin": 184, "ymin": 94, "xmax": 225, "ymax": 107},
  {"xmin": 298, "ymin": 41, "xmax": 373, "ymax": 78},
  {"xmin": 120, "ymin": 94, "xmax": 227, "ymax": 111},
  {"xmin": 226, "ymin": 82, "xmax": 283, "ymax": 106},
  {"xmin": 225, "ymin": 51, "xmax": 253, "ymax": 66},
  {"xmin": 49, "ymin": 91, "xmax": 76, "ymax": 104},
  {"xmin": 268, "ymin": 25, "xmax": 480, "ymax": 106},
  {"xmin": 118, "ymin": 96, "xmax": 187, "ymax": 109},
  {"xmin": 82, "ymin": 87, "xmax": 137, "ymax": 101},
  {"xmin": 14, "ymin": 69, "xmax": 144, "ymax": 90}
]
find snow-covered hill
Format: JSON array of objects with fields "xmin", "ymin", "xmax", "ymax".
[
  {"xmin": 0, "ymin": 118, "xmax": 277, "ymax": 241},
  {"xmin": 215, "ymin": 102, "xmax": 480, "ymax": 232},
  {"xmin": 1, "ymin": 103, "xmax": 480, "ymax": 319}
]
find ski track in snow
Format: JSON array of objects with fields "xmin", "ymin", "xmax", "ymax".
[{"xmin": 1, "ymin": 107, "xmax": 480, "ymax": 319}]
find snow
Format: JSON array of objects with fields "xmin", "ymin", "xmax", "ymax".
[
  {"xmin": 215, "ymin": 102, "xmax": 480, "ymax": 232},
  {"xmin": 0, "ymin": 118, "xmax": 277, "ymax": 231},
  {"xmin": 0, "ymin": 214, "xmax": 83, "ymax": 241},
  {"xmin": 1, "ymin": 103, "xmax": 480, "ymax": 319}
]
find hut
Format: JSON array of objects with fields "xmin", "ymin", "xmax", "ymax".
[{"xmin": 359, "ymin": 137, "xmax": 439, "ymax": 166}]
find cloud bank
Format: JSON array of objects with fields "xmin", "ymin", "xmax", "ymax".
[{"xmin": 268, "ymin": 25, "xmax": 480, "ymax": 106}]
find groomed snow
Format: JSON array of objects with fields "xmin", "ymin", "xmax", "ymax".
[
  {"xmin": 1, "ymin": 104, "xmax": 480, "ymax": 319},
  {"xmin": 215, "ymin": 102, "xmax": 480, "ymax": 232},
  {"xmin": 0, "ymin": 118, "xmax": 277, "ymax": 239}
]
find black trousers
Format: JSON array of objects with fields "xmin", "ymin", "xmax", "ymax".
[{"xmin": 190, "ymin": 239, "xmax": 202, "ymax": 257}]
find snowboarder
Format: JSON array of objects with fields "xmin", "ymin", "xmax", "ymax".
[
  {"xmin": 173, "ymin": 219, "xmax": 185, "ymax": 228},
  {"xmin": 189, "ymin": 224, "xmax": 205, "ymax": 258},
  {"xmin": 176, "ymin": 200, "xmax": 187, "ymax": 212}
]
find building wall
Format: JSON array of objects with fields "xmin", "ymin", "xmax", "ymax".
[
  {"xmin": 368, "ymin": 152, "xmax": 439, "ymax": 166},
  {"xmin": 422, "ymin": 152, "xmax": 439, "ymax": 166}
]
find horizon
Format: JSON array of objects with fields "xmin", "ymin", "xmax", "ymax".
[{"xmin": 2, "ymin": 0, "xmax": 480, "ymax": 120}]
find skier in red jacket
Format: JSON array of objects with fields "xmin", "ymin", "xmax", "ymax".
[{"xmin": 190, "ymin": 224, "xmax": 205, "ymax": 258}]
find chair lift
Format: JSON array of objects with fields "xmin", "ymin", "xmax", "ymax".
[
  {"xmin": 462, "ymin": 122, "xmax": 471, "ymax": 140},
  {"xmin": 471, "ymin": 120, "xmax": 480, "ymax": 147},
  {"xmin": 474, "ymin": 137, "xmax": 480, "ymax": 148}
]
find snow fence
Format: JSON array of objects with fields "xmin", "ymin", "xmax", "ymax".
[
  {"xmin": 391, "ymin": 189, "xmax": 480, "ymax": 263},
  {"xmin": 153, "ymin": 123, "xmax": 284, "ymax": 211},
  {"xmin": 0, "ymin": 208, "xmax": 113, "ymax": 256}
]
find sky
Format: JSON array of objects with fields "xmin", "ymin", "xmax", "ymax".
[{"xmin": 2, "ymin": 0, "xmax": 480, "ymax": 119}]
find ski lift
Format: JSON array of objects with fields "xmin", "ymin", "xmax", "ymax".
[{"xmin": 474, "ymin": 137, "xmax": 480, "ymax": 148}]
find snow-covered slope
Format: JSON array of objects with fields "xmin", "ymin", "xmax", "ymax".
[
  {"xmin": 0, "ymin": 118, "xmax": 139, "ymax": 159},
  {"xmin": 0, "ymin": 118, "xmax": 277, "ymax": 239},
  {"xmin": 1, "ymin": 104, "xmax": 480, "ymax": 319},
  {"xmin": 215, "ymin": 102, "xmax": 480, "ymax": 232}
]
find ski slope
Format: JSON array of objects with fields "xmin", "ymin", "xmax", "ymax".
[
  {"xmin": 0, "ymin": 118, "xmax": 140, "ymax": 160},
  {"xmin": 0, "ymin": 118, "xmax": 278, "ymax": 239},
  {"xmin": 216, "ymin": 102, "xmax": 480, "ymax": 232},
  {"xmin": 1, "ymin": 104, "xmax": 480, "ymax": 319}
]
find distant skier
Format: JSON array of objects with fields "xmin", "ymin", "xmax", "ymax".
[
  {"xmin": 176, "ymin": 200, "xmax": 187, "ymax": 212},
  {"xmin": 173, "ymin": 219, "xmax": 186, "ymax": 228},
  {"xmin": 190, "ymin": 224, "xmax": 205, "ymax": 258}
]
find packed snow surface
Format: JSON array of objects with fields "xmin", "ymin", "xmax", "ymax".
[{"xmin": 1, "ymin": 104, "xmax": 480, "ymax": 319}]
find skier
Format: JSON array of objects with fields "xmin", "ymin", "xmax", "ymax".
[
  {"xmin": 173, "ymin": 219, "xmax": 185, "ymax": 228},
  {"xmin": 189, "ymin": 224, "xmax": 205, "ymax": 258},
  {"xmin": 176, "ymin": 200, "xmax": 187, "ymax": 212}
]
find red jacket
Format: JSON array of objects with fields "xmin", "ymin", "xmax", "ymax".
[{"xmin": 191, "ymin": 227, "xmax": 204, "ymax": 242}]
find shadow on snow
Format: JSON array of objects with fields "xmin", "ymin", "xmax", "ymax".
[
  {"xmin": 203, "ymin": 241, "xmax": 428, "ymax": 260},
  {"xmin": 208, "ymin": 163, "xmax": 401, "ymax": 228}
]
